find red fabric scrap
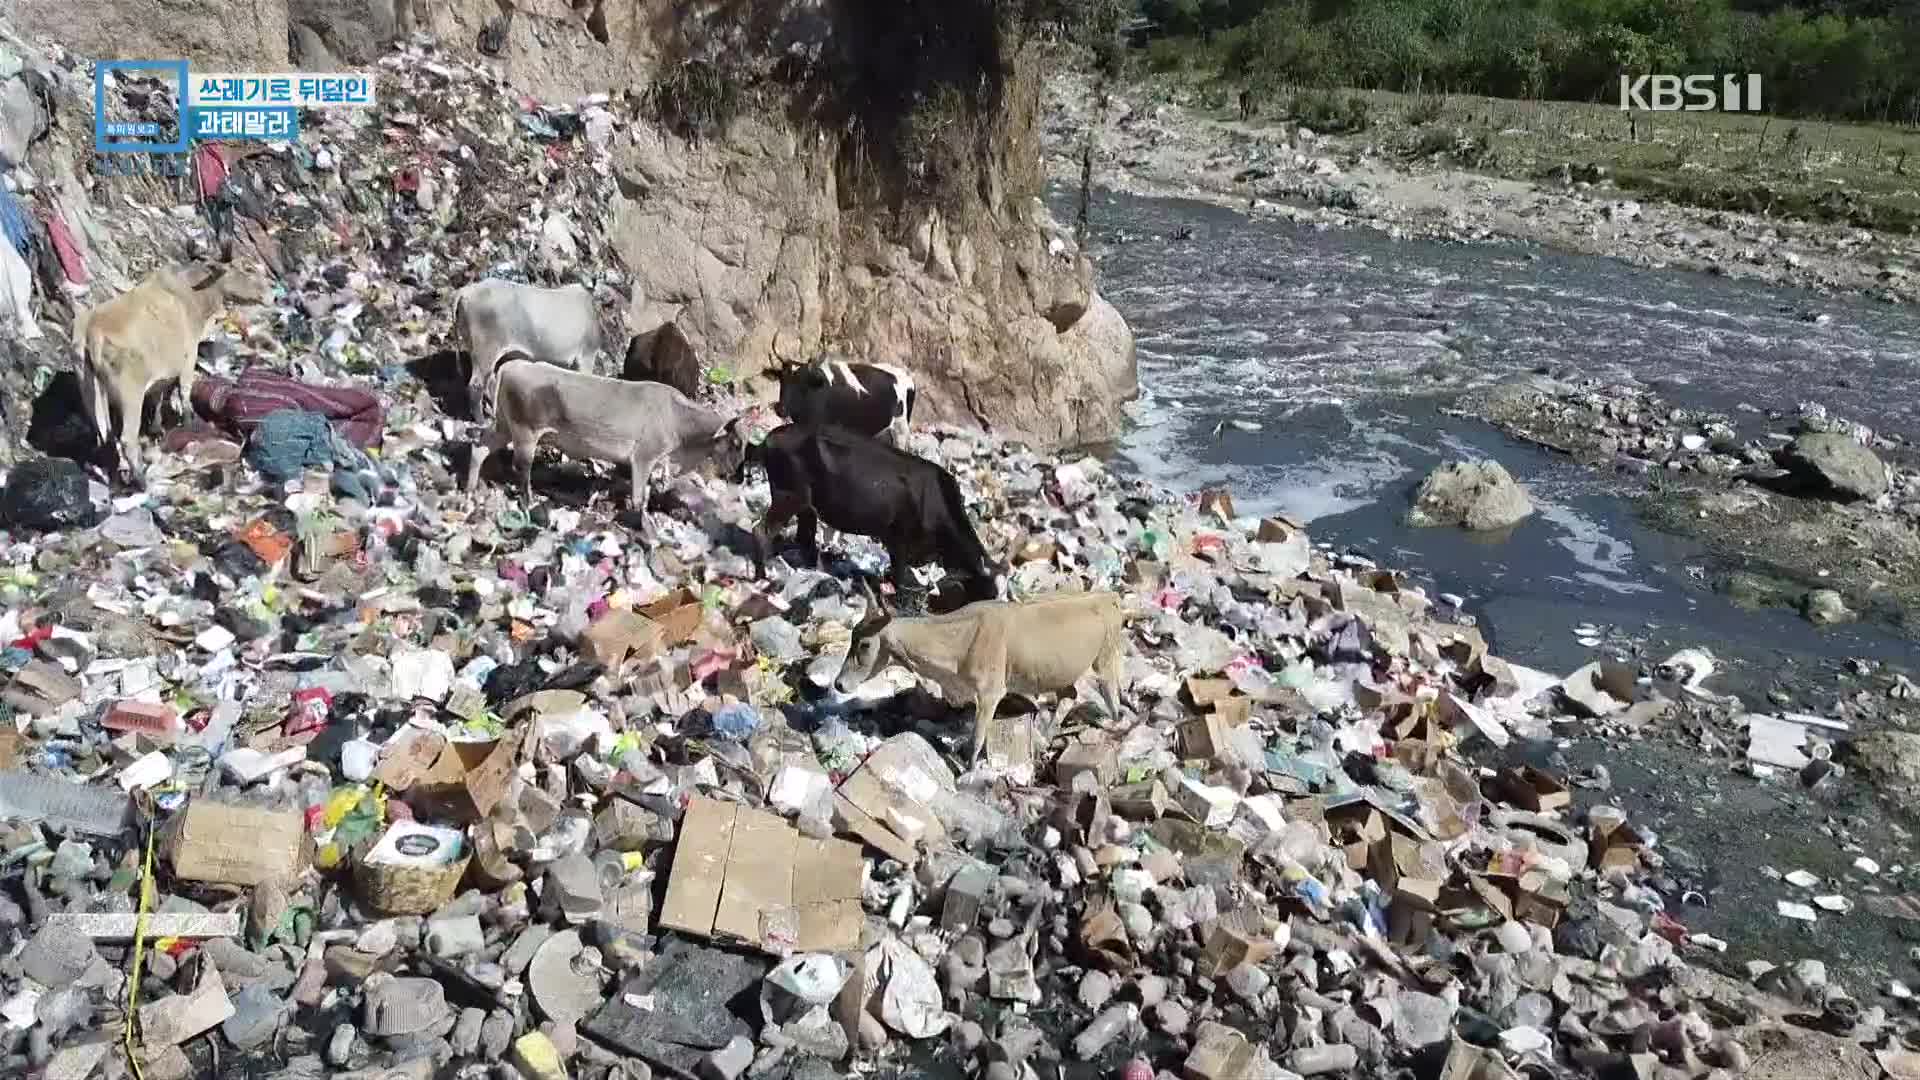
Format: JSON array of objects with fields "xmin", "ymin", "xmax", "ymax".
[
  {"xmin": 194, "ymin": 144, "xmax": 229, "ymax": 200},
  {"xmin": 190, "ymin": 370, "xmax": 386, "ymax": 449},
  {"xmin": 40, "ymin": 211, "xmax": 89, "ymax": 286}
]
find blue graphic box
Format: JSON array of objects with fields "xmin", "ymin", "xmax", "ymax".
[{"xmin": 94, "ymin": 59, "xmax": 189, "ymax": 154}]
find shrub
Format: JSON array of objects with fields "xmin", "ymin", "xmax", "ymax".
[
  {"xmin": 1404, "ymin": 94, "xmax": 1446, "ymax": 126},
  {"xmin": 649, "ymin": 60, "xmax": 742, "ymax": 142},
  {"xmin": 1289, "ymin": 90, "xmax": 1371, "ymax": 133}
]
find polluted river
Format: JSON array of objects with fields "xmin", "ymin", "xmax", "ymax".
[{"xmin": 1081, "ymin": 185, "xmax": 1920, "ymax": 999}]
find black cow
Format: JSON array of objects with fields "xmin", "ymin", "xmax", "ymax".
[
  {"xmin": 770, "ymin": 357, "xmax": 917, "ymax": 446},
  {"xmin": 623, "ymin": 322, "xmax": 701, "ymax": 398},
  {"xmin": 752, "ymin": 423, "xmax": 1001, "ymax": 603}
]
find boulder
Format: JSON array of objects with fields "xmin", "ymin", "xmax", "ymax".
[
  {"xmin": 1775, "ymin": 433, "xmax": 1888, "ymax": 501},
  {"xmin": 1801, "ymin": 588, "xmax": 1853, "ymax": 626},
  {"xmin": 1407, "ymin": 460, "xmax": 1533, "ymax": 531},
  {"xmin": 1843, "ymin": 731, "xmax": 1920, "ymax": 794}
]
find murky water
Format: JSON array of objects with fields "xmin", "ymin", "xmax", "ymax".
[{"xmin": 1077, "ymin": 187, "xmax": 1920, "ymax": 992}]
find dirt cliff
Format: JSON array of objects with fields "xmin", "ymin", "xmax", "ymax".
[{"xmin": 8, "ymin": 0, "xmax": 1136, "ymax": 448}]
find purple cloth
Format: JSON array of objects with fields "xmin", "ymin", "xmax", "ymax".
[{"xmin": 192, "ymin": 371, "xmax": 385, "ymax": 448}]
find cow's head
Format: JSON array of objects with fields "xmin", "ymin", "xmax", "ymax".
[
  {"xmin": 189, "ymin": 247, "xmax": 275, "ymax": 306},
  {"xmin": 834, "ymin": 577, "xmax": 895, "ymax": 695},
  {"xmin": 705, "ymin": 416, "xmax": 752, "ymax": 481}
]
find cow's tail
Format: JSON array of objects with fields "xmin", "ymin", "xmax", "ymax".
[
  {"xmin": 72, "ymin": 314, "xmax": 113, "ymax": 449},
  {"xmin": 449, "ymin": 286, "xmax": 468, "ymax": 358}
]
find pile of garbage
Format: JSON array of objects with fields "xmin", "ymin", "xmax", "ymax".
[{"xmin": 0, "ymin": 29, "xmax": 1896, "ymax": 1080}]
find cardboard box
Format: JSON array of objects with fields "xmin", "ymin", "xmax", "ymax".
[
  {"xmin": 1109, "ymin": 780, "xmax": 1169, "ymax": 820},
  {"xmin": 660, "ymin": 796, "xmax": 863, "ymax": 954},
  {"xmin": 1052, "ymin": 790, "xmax": 1112, "ymax": 845},
  {"xmin": 371, "ymin": 728, "xmax": 448, "ymax": 791},
  {"xmin": 1197, "ymin": 488, "xmax": 1236, "ymax": 524},
  {"xmin": 639, "ymin": 588, "xmax": 706, "ymax": 645},
  {"xmin": 1487, "ymin": 766, "xmax": 1569, "ymax": 812},
  {"xmin": 1184, "ymin": 677, "xmax": 1236, "ymax": 709},
  {"xmin": 832, "ymin": 792, "xmax": 918, "ymax": 865},
  {"xmin": 1184, "ymin": 1021, "xmax": 1254, "ymax": 1080},
  {"xmin": 1199, "ymin": 921, "xmax": 1276, "ymax": 976},
  {"xmin": 410, "ymin": 729, "xmax": 522, "ymax": 822},
  {"xmin": 1255, "ymin": 516, "xmax": 1305, "ymax": 544},
  {"xmin": 1589, "ymin": 818, "xmax": 1648, "ymax": 872},
  {"xmin": 167, "ymin": 801, "xmax": 306, "ymax": 887},
  {"xmin": 1054, "ymin": 736, "xmax": 1119, "ymax": 790}
]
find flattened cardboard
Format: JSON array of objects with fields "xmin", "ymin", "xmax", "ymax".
[
  {"xmin": 166, "ymin": 801, "xmax": 305, "ymax": 887},
  {"xmin": 712, "ymin": 805, "xmax": 797, "ymax": 943},
  {"xmin": 139, "ymin": 962, "xmax": 234, "ymax": 1048},
  {"xmin": 662, "ymin": 795, "xmax": 863, "ymax": 953},
  {"xmin": 659, "ymin": 796, "xmax": 737, "ymax": 937},
  {"xmin": 793, "ymin": 834, "xmax": 864, "ymax": 951},
  {"xmin": 639, "ymin": 588, "xmax": 705, "ymax": 645},
  {"xmin": 580, "ymin": 611, "xmax": 665, "ymax": 671}
]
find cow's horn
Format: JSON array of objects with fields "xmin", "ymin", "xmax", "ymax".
[{"xmin": 858, "ymin": 575, "xmax": 892, "ymax": 622}]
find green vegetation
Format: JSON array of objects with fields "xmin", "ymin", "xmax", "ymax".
[{"xmin": 1136, "ymin": 0, "xmax": 1920, "ymax": 125}]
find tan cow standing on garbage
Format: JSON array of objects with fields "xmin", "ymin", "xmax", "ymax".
[
  {"xmin": 469, "ymin": 352, "xmax": 748, "ymax": 538},
  {"xmin": 73, "ymin": 256, "xmax": 274, "ymax": 487},
  {"xmin": 452, "ymin": 279, "xmax": 603, "ymax": 420},
  {"xmin": 834, "ymin": 586, "xmax": 1128, "ymax": 764}
]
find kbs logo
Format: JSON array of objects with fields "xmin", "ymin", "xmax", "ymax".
[{"xmin": 1619, "ymin": 74, "xmax": 1764, "ymax": 112}]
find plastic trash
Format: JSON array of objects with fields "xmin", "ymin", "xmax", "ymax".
[
  {"xmin": 0, "ymin": 458, "xmax": 101, "ymax": 533},
  {"xmin": 711, "ymin": 702, "xmax": 763, "ymax": 741}
]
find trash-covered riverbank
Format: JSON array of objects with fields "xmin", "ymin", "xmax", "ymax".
[{"xmin": 0, "ymin": 28, "xmax": 1914, "ymax": 1080}]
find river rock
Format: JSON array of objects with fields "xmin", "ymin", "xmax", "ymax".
[
  {"xmin": 1776, "ymin": 433, "xmax": 1888, "ymax": 501},
  {"xmin": 1801, "ymin": 588, "xmax": 1853, "ymax": 625},
  {"xmin": 1407, "ymin": 460, "xmax": 1533, "ymax": 530},
  {"xmin": 1843, "ymin": 731, "xmax": 1920, "ymax": 794}
]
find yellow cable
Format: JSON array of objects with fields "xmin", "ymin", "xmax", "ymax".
[{"xmin": 123, "ymin": 797, "xmax": 157, "ymax": 1080}]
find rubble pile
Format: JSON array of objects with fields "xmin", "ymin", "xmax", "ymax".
[{"xmin": 0, "ymin": 30, "xmax": 1904, "ymax": 1080}]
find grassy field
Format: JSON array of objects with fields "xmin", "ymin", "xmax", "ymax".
[{"xmin": 1140, "ymin": 71, "xmax": 1920, "ymax": 233}]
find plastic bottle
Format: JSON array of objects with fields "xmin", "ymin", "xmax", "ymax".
[{"xmin": 1071, "ymin": 1004, "xmax": 1138, "ymax": 1060}]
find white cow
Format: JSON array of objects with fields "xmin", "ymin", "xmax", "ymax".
[
  {"xmin": 452, "ymin": 279, "xmax": 603, "ymax": 419},
  {"xmin": 468, "ymin": 352, "xmax": 749, "ymax": 538}
]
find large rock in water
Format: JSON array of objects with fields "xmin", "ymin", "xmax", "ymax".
[
  {"xmin": 1775, "ymin": 433, "xmax": 1889, "ymax": 501},
  {"xmin": 1407, "ymin": 461, "xmax": 1533, "ymax": 531}
]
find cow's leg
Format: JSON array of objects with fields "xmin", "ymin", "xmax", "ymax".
[
  {"xmin": 466, "ymin": 426, "xmax": 505, "ymax": 493},
  {"xmin": 1099, "ymin": 643, "xmax": 1126, "ymax": 723},
  {"xmin": 797, "ymin": 510, "xmax": 821, "ymax": 569},
  {"xmin": 752, "ymin": 494, "xmax": 801, "ymax": 578},
  {"xmin": 512, "ymin": 432, "xmax": 538, "ymax": 506},
  {"xmin": 970, "ymin": 688, "xmax": 1005, "ymax": 767},
  {"xmin": 113, "ymin": 378, "xmax": 147, "ymax": 490},
  {"xmin": 173, "ymin": 352, "xmax": 198, "ymax": 426},
  {"xmin": 885, "ymin": 542, "xmax": 915, "ymax": 593},
  {"xmin": 630, "ymin": 453, "xmax": 663, "ymax": 540}
]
